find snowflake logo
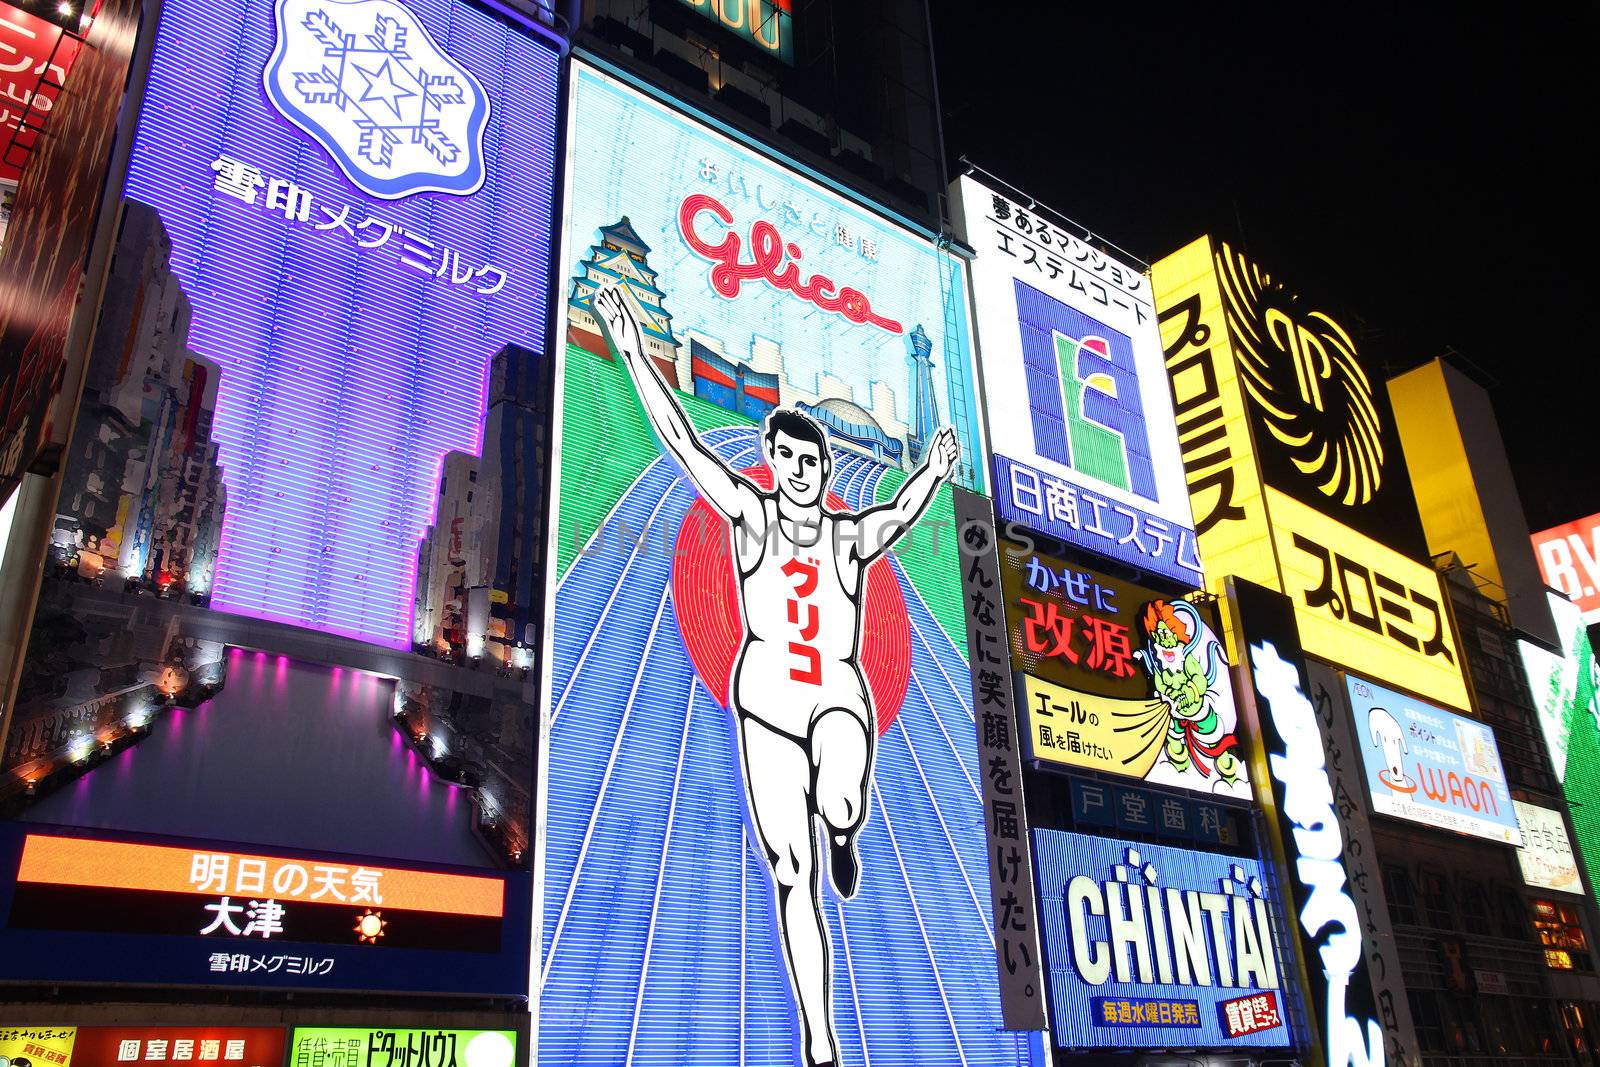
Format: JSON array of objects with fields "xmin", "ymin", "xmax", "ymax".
[{"xmin": 263, "ymin": 0, "xmax": 489, "ymax": 199}]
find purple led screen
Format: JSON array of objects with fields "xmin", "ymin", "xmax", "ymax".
[{"xmin": 119, "ymin": 0, "xmax": 560, "ymax": 646}]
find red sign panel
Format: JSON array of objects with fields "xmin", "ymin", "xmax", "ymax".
[
  {"xmin": 0, "ymin": 4, "xmax": 83, "ymax": 183},
  {"xmin": 1532, "ymin": 513, "xmax": 1600, "ymax": 624},
  {"xmin": 69, "ymin": 1028, "xmax": 286, "ymax": 1067}
]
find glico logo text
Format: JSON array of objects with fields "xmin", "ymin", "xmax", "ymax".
[{"xmin": 678, "ymin": 192, "xmax": 903, "ymax": 335}]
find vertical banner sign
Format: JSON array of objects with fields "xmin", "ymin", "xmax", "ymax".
[
  {"xmin": 1519, "ymin": 591, "xmax": 1600, "ymax": 913},
  {"xmin": 0, "ymin": 0, "xmax": 137, "ymax": 506},
  {"xmin": 950, "ymin": 177, "xmax": 1200, "ymax": 586},
  {"xmin": 1152, "ymin": 236, "xmax": 1274, "ymax": 590},
  {"xmin": 956, "ymin": 488, "xmax": 1047, "ymax": 1030},
  {"xmin": 540, "ymin": 61, "xmax": 1030, "ymax": 1067},
  {"xmin": 1231, "ymin": 577, "xmax": 1419, "ymax": 1067}
]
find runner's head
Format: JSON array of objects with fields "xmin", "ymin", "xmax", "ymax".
[{"xmin": 763, "ymin": 409, "xmax": 831, "ymax": 508}]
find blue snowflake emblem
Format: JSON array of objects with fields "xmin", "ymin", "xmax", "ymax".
[{"xmin": 264, "ymin": 0, "xmax": 489, "ymax": 199}]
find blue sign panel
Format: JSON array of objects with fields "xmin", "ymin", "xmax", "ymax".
[
  {"xmin": 117, "ymin": 0, "xmax": 560, "ymax": 645},
  {"xmin": 1033, "ymin": 830, "xmax": 1292, "ymax": 1049},
  {"xmin": 994, "ymin": 453, "xmax": 1203, "ymax": 585},
  {"xmin": 954, "ymin": 178, "xmax": 1200, "ymax": 586},
  {"xmin": 1347, "ymin": 674, "xmax": 1522, "ymax": 845}
]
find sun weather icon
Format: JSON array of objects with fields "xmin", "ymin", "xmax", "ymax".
[
  {"xmin": 264, "ymin": 0, "xmax": 490, "ymax": 199},
  {"xmin": 354, "ymin": 908, "xmax": 388, "ymax": 943}
]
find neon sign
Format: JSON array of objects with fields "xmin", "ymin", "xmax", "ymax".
[
  {"xmin": 1033, "ymin": 830, "xmax": 1289, "ymax": 1049},
  {"xmin": 541, "ymin": 62, "xmax": 1013, "ymax": 1065},
  {"xmin": 678, "ymin": 192, "xmax": 903, "ymax": 333},
  {"xmin": 1251, "ymin": 640, "xmax": 1383, "ymax": 1066},
  {"xmin": 1348, "ymin": 674, "xmax": 1519, "ymax": 845},
  {"xmin": 108, "ymin": 0, "xmax": 560, "ymax": 645}
]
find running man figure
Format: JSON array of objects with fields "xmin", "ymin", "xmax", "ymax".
[{"xmin": 593, "ymin": 283, "xmax": 958, "ymax": 1067}]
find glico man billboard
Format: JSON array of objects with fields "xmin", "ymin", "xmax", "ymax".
[
  {"xmin": 1153, "ymin": 237, "xmax": 1469, "ymax": 712},
  {"xmin": 951, "ymin": 177, "xmax": 1201, "ymax": 587},
  {"xmin": 537, "ymin": 63, "xmax": 1029, "ymax": 1067},
  {"xmin": 0, "ymin": 0, "xmax": 559, "ymax": 998},
  {"xmin": 1033, "ymin": 830, "xmax": 1291, "ymax": 1050}
]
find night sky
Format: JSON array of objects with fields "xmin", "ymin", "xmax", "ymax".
[{"xmin": 928, "ymin": 3, "xmax": 1593, "ymax": 532}]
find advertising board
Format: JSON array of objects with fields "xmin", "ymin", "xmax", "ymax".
[
  {"xmin": 1033, "ymin": 829, "xmax": 1290, "ymax": 1049},
  {"xmin": 953, "ymin": 177, "xmax": 1200, "ymax": 586},
  {"xmin": 1230, "ymin": 578, "xmax": 1419, "ymax": 1067},
  {"xmin": 538, "ymin": 61, "xmax": 1029, "ymax": 1066},
  {"xmin": 64, "ymin": 1029, "xmax": 284, "ymax": 1067},
  {"xmin": 998, "ymin": 538, "xmax": 1249, "ymax": 798},
  {"xmin": 288, "ymin": 1029, "xmax": 514, "ymax": 1067},
  {"xmin": 1532, "ymin": 514, "xmax": 1600, "ymax": 625},
  {"xmin": 1520, "ymin": 590, "xmax": 1600, "ymax": 912},
  {"xmin": 1152, "ymin": 238, "xmax": 1469, "ymax": 713},
  {"xmin": 1346, "ymin": 674, "xmax": 1520, "ymax": 845},
  {"xmin": 673, "ymin": 0, "xmax": 793, "ymax": 64},
  {"xmin": 0, "ymin": 0, "xmax": 135, "ymax": 507},
  {"xmin": 0, "ymin": 0, "xmax": 559, "ymax": 998},
  {"xmin": 76, "ymin": 0, "xmax": 562, "ymax": 645},
  {"xmin": 1514, "ymin": 800, "xmax": 1582, "ymax": 896}
]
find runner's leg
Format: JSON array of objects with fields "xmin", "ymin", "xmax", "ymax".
[
  {"xmin": 812, "ymin": 707, "xmax": 871, "ymax": 898},
  {"xmin": 742, "ymin": 715, "xmax": 838, "ymax": 1065}
]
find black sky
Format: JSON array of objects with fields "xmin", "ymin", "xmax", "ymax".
[{"xmin": 928, "ymin": 3, "xmax": 1594, "ymax": 532}]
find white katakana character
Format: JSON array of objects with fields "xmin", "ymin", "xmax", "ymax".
[
  {"xmin": 472, "ymin": 265, "xmax": 507, "ymax": 295},
  {"xmin": 355, "ymin": 217, "xmax": 394, "ymax": 248},
  {"xmin": 314, "ymin": 204, "xmax": 354, "ymax": 236}
]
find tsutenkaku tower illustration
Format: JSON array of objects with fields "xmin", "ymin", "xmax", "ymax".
[{"xmin": 904, "ymin": 323, "xmax": 940, "ymax": 465}]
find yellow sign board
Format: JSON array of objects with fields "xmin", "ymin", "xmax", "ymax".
[
  {"xmin": 1267, "ymin": 489, "xmax": 1469, "ymax": 710},
  {"xmin": 1153, "ymin": 237, "xmax": 1275, "ymax": 593},
  {"xmin": 1020, "ymin": 675, "xmax": 1166, "ymax": 777},
  {"xmin": 0, "ymin": 1027, "xmax": 76, "ymax": 1067},
  {"xmin": 1153, "ymin": 237, "xmax": 1470, "ymax": 711}
]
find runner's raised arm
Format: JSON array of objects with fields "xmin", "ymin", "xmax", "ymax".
[
  {"xmin": 593, "ymin": 283, "xmax": 761, "ymax": 524},
  {"xmin": 849, "ymin": 426, "xmax": 959, "ymax": 564}
]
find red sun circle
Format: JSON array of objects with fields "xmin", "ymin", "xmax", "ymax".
[{"xmin": 671, "ymin": 465, "xmax": 911, "ymax": 736}]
